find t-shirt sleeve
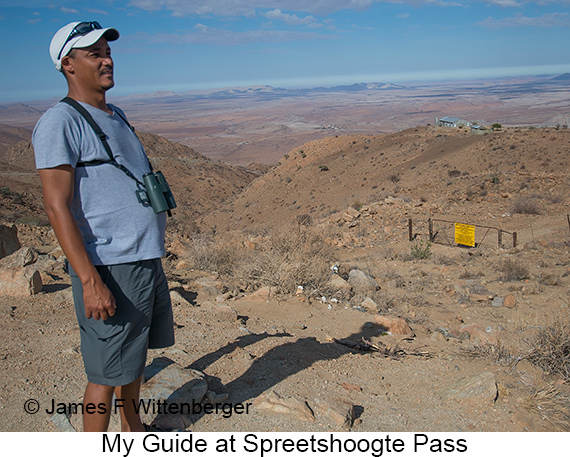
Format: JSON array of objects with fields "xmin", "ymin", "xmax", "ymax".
[{"xmin": 32, "ymin": 107, "xmax": 81, "ymax": 170}]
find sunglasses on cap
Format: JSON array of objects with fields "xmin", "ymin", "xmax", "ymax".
[{"xmin": 57, "ymin": 21, "xmax": 103, "ymax": 60}]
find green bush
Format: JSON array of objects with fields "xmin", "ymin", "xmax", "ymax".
[{"xmin": 409, "ymin": 239, "xmax": 432, "ymax": 260}]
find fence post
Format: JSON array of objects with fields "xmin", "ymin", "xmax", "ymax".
[
  {"xmin": 513, "ymin": 232, "xmax": 517, "ymax": 248},
  {"xmin": 428, "ymin": 218, "xmax": 433, "ymax": 242},
  {"xmin": 408, "ymin": 218, "xmax": 413, "ymax": 241},
  {"xmin": 498, "ymin": 230, "xmax": 502, "ymax": 248}
]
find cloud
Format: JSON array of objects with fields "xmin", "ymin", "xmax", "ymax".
[
  {"xmin": 138, "ymin": 23, "xmax": 338, "ymax": 46},
  {"xmin": 60, "ymin": 7, "xmax": 79, "ymax": 14},
  {"xmin": 127, "ymin": 1, "xmax": 397, "ymax": 17},
  {"xmin": 478, "ymin": 12, "xmax": 570, "ymax": 28},
  {"xmin": 261, "ymin": 9, "xmax": 318, "ymax": 26},
  {"xmin": 86, "ymin": 8, "xmax": 110, "ymax": 15},
  {"xmin": 484, "ymin": 0, "xmax": 522, "ymax": 6}
]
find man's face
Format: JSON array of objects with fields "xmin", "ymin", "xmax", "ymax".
[{"xmin": 64, "ymin": 37, "xmax": 114, "ymax": 92}]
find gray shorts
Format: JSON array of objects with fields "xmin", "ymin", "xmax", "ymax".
[{"xmin": 69, "ymin": 258, "xmax": 174, "ymax": 386}]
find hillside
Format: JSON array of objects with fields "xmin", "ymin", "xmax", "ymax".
[
  {"xmin": 0, "ymin": 122, "xmax": 31, "ymax": 151},
  {"xmin": 0, "ymin": 128, "xmax": 260, "ymax": 230},
  {"xmin": 201, "ymin": 126, "xmax": 570, "ymax": 235}
]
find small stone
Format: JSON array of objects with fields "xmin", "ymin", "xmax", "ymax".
[
  {"xmin": 491, "ymin": 296, "xmax": 504, "ymax": 307},
  {"xmin": 503, "ymin": 294, "xmax": 517, "ymax": 308},
  {"xmin": 374, "ymin": 315, "xmax": 414, "ymax": 336},
  {"xmin": 361, "ymin": 297, "xmax": 378, "ymax": 313}
]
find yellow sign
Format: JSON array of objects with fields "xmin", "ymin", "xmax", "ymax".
[{"xmin": 455, "ymin": 223, "xmax": 475, "ymax": 247}]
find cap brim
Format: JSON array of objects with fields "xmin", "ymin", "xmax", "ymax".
[
  {"xmin": 71, "ymin": 27, "xmax": 119, "ymax": 49},
  {"xmin": 60, "ymin": 27, "xmax": 119, "ymax": 61}
]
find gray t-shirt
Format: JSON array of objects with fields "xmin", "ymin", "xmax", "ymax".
[{"xmin": 33, "ymin": 100, "xmax": 166, "ymax": 265}]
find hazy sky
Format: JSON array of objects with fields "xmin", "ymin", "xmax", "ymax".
[{"xmin": 1, "ymin": 0, "xmax": 569, "ymax": 102}]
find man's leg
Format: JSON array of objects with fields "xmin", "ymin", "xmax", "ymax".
[
  {"xmin": 115, "ymin": 376, "xmax": 145, "ymax": 432},
  {"xmin": 83, "ymin": 382, "xmax": 114, "ymax": 432}
]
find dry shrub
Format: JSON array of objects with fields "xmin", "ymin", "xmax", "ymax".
[
  {"xmin": 188, "ymin": 234, "xmax": 241, "ymax": 276},
  {"xmin": 526, "ymin": 317, "xmax": 570, "ymax": 381},
  {"xmin": 522, "ymin": 387, "xmax": 570, "ymax": 431},
  {"xmin": 512, "ymin": 197, "xmax": 541, "ymax": 215},
  {"xmin": 234, "ymin": 223, "xmax": 335, "ymax": 295},
  {"xmin": 538, "ymin": 273, "xmax": 562, "ymax": 286},
  {"xmin": 498, "ymin": 258, "xmax": 530, "ymax": 281},
  {"xmin": 187, "ymin": 223, "xmax": 335, "ymax": 296}
]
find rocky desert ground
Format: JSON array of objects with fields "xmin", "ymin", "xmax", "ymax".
[{"xmin": 0, "ymin": 78, "xmax": 569, "ymax": 433}]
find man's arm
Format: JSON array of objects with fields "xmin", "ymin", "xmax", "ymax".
[{"xmin": 38, "ymin": 165, "xmax": 116, "ymax": 320}]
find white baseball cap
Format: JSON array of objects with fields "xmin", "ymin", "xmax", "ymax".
[{"xmin": 50, "ymin": 21, "xmax": 120, "ymax": 71}]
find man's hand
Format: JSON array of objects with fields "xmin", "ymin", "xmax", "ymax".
[{"xmin": 82, "ymin": 277, "xmax": 116, "ymax": 320}]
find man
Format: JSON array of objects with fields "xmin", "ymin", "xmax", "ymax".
[{"xmin": 32, "ymin": 21, "xmax": 175, "ymax": 432}]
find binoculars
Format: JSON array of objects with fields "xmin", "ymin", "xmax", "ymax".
[{"xmin": 136, "ymin": 171, "xmax": 177, "ymax": 215}]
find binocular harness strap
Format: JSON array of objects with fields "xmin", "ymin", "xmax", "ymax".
[{"xmin": 60, "ymin": 97, "xmax": 150, "ymax": 187}]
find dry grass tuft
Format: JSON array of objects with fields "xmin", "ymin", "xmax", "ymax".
[
  {"xmin": 460, "ymin": 341, "xmax": 518, "ymax": 366},
  {"xmin": 522, "ymin": 387, "xmax": 570, "ymax": 431},
  {"xmin": 525, "ymin": 317, "xmax": 570, "ymax": 381},
  {"xmin": 498, "ymin": 258, "xmax": 530, "ymax": 281},
  {"xmin": 512, "ymin": 197, "xmax": 541, "ymax": 215}
]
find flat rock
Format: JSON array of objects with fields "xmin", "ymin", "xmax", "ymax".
[
  {"xmin": 438, "ymin": 371, "xmax": 498, "ymax": 403},
  {"xmin": 253, "ymin": 390, "xmax": 315, "ymax": 422},
  {"xmin": 310, "ymin": 397, "xmax": 355, "ymax": 429},
  {"xmin": 136, "ymin": 357, "xmax": 208, "ymax": 430},
  {"xmin": 0, "ymin": 246, "xmax": 38, "ymax": 268}
]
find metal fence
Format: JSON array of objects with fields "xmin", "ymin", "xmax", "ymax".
[{"xmin": 407, "ymin": 218, "xmax": 518, "ymax": 248}]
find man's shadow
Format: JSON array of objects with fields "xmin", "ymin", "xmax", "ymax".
[{"xmin": 150, "ymin": 322, "xmax": 382, "ymax": 427}]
